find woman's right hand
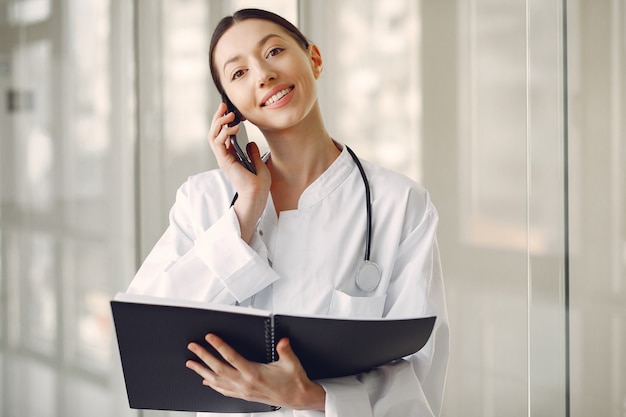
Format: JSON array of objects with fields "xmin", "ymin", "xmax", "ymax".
[{"xmin": 208, "ymin": 102, "xmax": 271, "ymax": 243}]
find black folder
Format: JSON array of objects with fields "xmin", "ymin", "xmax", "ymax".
[{"xmin": 111, "ymin": 292, "xmax": 436, "ymax": 413}]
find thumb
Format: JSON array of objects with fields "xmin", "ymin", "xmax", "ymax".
[
  {"xmin": 276, "ymin": 338, "xmax": 297, "ymax": 361},
  {"xmin": 246, "ymin": 141, "xmax": 262, "ymax": 164},
  {"xmin": 276, "ymin": 338, "xmax": 312, "ymax": 381},
  {"xmin": 246, "ymin": 142, "xmax": 270, "ymax": 180}
]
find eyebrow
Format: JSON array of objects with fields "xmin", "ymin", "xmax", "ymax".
[{"xmin": 222, "ymin": 33, "xmax": 286, "ymax": 76}]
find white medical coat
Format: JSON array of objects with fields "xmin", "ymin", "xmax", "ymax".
[{"xmin": 127, "ymin": 145, "xmax": 449, "ymax": 417}]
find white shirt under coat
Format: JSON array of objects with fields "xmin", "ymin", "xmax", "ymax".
[{"xmin": 127, "ymin": 145, "xmax": 449, "ymax": 417}]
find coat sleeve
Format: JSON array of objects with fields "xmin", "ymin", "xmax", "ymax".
[
  {"xmin": 126, "ymin": 177, "xmax": 279, "ymax": 304},
  {"xmin": 317, "ymin": 205, "xmax": 449, "ymax": 417}
]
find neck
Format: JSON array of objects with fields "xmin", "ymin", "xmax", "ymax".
[
  {"xmin": 263, "ymin": 104, "xmax": 339, "ymax": 188},
  {"xmin": 261, "ymin": 104, "xmax": 341, "ymax": 212}
]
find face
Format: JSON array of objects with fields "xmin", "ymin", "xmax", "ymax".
[{"xmin": 213, "ymin": 19, "xmax": 323, "ymax": 132}]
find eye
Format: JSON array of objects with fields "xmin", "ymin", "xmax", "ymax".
[
  {"xmin": 231, "ymin": 69, "xmax": 246, "ymax": 81},
  {"xmin": 267, "ymin": 47, "xmax": 284, "ymax": 58}
]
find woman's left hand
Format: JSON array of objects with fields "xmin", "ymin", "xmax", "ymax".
[{"xmin": 186, "ymin": 334, "xmax": 326, "ymax": 411}]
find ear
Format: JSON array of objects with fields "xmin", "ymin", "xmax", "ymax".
[{"xmin": 308, "ymin": 44, "xmax": 323, "ymax": 79}]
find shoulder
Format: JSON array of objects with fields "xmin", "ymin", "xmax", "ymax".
[
  {"xmin": 358, "ymin": 158, "xmax": 438, "ymax": 230},
  {"xmin": 362, "ymin": 160, "xmax": 434, "ymax": 209}
]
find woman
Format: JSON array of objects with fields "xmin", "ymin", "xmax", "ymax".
[{"xmin": 127, "ymin": 8, "xmax": 448, "ymax": 417}]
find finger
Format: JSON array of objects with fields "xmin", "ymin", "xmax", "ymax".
[
  {"xmin": 209, "ymin": 103, "xmax": 236, "ymax": 145},
  {"xmin": 209, "ymin": 104, "xmax": 227, "ymax": 136},
  {"xmin": 205, "ymin": 334, "xmax": 252, "ymax": 373},
  {"xmin": 212, "ymin": 124, "xmax": 240, "ymax": 152},
  {"xmin": 210, "ymin": 102, "xmax": 229, "ymax": 127},
  {"xmin": 209, "ymin": 118, "xmax": 238, "ymax": 148},
  {"xmin": 185, "ymin": 358, "xmax": 215, "ymax": 381},
  {"xmin": 187, "ymin": 341, "xmax": 233, "ymax": 377},
  {"xmin": 207, "ymin": 125, "xmax": 241, "ymax": 166},
  {"xmin": 213, "ymin": 101, "xmax": 228, "ymax": 117},
  {"xmin": 185, "ymin": 359, "xmax": 232, "ymax": 393}
]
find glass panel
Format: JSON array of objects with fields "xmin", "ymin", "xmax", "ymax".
[
  {"xmin": 432, "ymin": 1, "xmax": 530, "ymax": 415},
  {"xmin": 63, "ymin": 374, "xmax": 124, "ymax": 417},
  {"xmin": 136, "ymin": 0, "xmax": 214, "ymax": 256},
  {"xmin": 0, "ymin": 351, "xmax": 3, "ymax": 413},
  {"xmin": 1, "ymin": 0, "xmax": 136, "ymax": 415},
  {"xmin": 301, "ymin": 0, "xmax": 422, "ymax": 181},
  {"xmin": 4, "ymin": 356, "xmax": 58, "ymax": 417},
  {"xmin": 62, "ymin": 238, "xmax": 114, "ymax": 372},
  {"xmin": 24, "ymin": 359, "xmax": 58, "ymax": 417},
  {"xmin": 457, "ymin": 0, "xmax": 528, "ymax": 252},
  {"xmin": 421, "ymin": 0, "xmax": 567, "ymax": 415},
  {"xmin": 0, "ymin": 230, "xmax": 3, "ymax": 339},
  {"xmin": 7, "ymin": 0, "xmax": 51, "ymax": 25},
  {"xmin": 230, "ymin": 0, "xmax": 298, "ymax": 23},
  {"xmin": 64, "ymin": 0, "xmax": 111, "ymax": 236},
  {"xmin": 21, "ymin": 232, "xmax": 58, "ymax": 356},
  {"xmin": 3, "ymin": 230, "xmax": 20, "ymax": 347},
  {"xmin": 527, "ymin": 0, "xmax": 568, "ymax": 415},
  {"xmin": 12, "ymin": 39, "xmax": 55, "ymax": 214},
  {"xmin": 567, "ymin": 0, "xmax": 626, "ymax": 416}
]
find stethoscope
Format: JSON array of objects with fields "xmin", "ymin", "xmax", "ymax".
[
  {"xmin": 344, "ymin": 146, "xmax": 382, "ymax": 292},
  {"xmin": 230, "ymin": 145, "xmax": 382, "ymax": 292}
]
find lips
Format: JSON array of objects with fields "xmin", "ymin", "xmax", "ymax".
[{"xmin": 261, "ymin": 86, "xmax": 294, "ymax": 107}]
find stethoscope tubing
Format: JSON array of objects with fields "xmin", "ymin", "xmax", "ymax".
[{"xmin": 345, "ymin": 146, "xmax": 372, "ymax": 263}]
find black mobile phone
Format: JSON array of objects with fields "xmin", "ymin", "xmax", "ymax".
[{"xmin": 222, "ymin": 94, "xmax": 256, "ymax": 174}]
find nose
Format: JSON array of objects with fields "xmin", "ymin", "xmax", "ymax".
[{"xmin": 253, "ymin": 61, "xmax": 277, "ymax": 87}]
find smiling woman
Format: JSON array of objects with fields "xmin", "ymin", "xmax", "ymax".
[
  {"xmin": 211, "ymin": 18, "xmax": 323, "ymax": 142},
  {"xmin": 3, "ymin": 1, "xmax": 618, "ymax": 417},
  {"xmin": 125, "ymin": 7, "xmax": 449, "ymax": 417},
  {"xmin": 209, "ymin": 9, "xmax": 310, "ymax": 96}
]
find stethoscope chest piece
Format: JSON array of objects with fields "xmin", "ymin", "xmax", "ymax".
[{"xmin": 356, "ymin": 261, "xmax": 382, "ymax": 292}]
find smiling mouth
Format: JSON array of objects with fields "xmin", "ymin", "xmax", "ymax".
[{"xmin": 263, "ymin": 87, "xmax": 294, "ymax": 106}]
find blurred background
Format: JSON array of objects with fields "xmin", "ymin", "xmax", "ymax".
[{"xmin": 0, "ymin": 0, "xmax": 623, "ymax": 416}]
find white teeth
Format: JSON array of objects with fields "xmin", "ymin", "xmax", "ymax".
[{"xmin": 264, "ymin": 87, "xmax": 293, "ymax": 106}]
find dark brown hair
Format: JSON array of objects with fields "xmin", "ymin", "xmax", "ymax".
[{"xmin": 209, "ymin": 8, "xmax": 310, "ymax": 95}]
